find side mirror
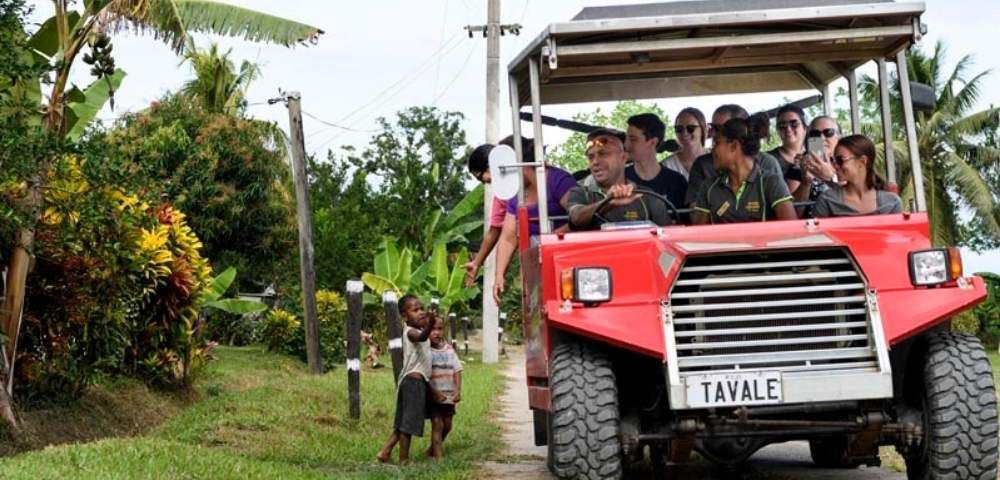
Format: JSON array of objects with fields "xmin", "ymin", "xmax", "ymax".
[
  {"xmin": 910, "ymin": 82, "xmax": 935, "ymax": 113},
  {"xmin": 489, "ymin": 145, "xmax": 521, "ymax": 201}
]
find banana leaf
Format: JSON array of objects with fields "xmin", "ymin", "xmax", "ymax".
[
  {"xmin": 431, "ymin": 243, "xmax": 448, "ymax": 295},
  {"xmin": 361, "ymin": 272, "xmax": 399, "ymax": 296},
  {"xmin": 203, "ymin": 298, "xmax": 267, "ymax": 314}
]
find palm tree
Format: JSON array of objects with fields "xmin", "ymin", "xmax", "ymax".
[
  {"xmin": 0, "ymin": 0, "xmax": 322, "ymax": 428},
  {"xmin": 180, "ymin": 42, "xmax": 259, "ymax": 116},
  {"xmin": 860, "ymin": 41, "xmax": 1000, "ymax": 246}
]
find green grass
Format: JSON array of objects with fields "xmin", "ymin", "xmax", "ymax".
[{"xmin": 0, "ymin": 347, "xmax": 502, "ymax": 479}]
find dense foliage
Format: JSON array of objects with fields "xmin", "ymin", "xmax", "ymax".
[
  {"xmin": 312, "ymin": 106, "xmax": 478, "ymax": 292},
  {"xmin": 104, "ymin": 95, "xmax": 297, "ymax": 292},
  {"xmin": 12, "ymin": 150, "xmax": 212, "ymax": 403}
]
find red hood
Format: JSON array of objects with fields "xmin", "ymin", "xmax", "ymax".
[{"xmin": 539, "ymin": 212, "xmax": 986, "ymax": 358}]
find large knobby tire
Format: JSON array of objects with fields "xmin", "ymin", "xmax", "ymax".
[
  {"xmin": 905, "ymin": 331, "xmax": 998, "ymax": 479},
  {"xmin": 809, "ymin": 436, "xmax": 863, "ymax": 468},
  {"xmin": 549, "ymin": 342, "xmax": 623, "ymax": 479}
]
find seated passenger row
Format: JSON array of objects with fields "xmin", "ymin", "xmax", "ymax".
[{"xmin": 464, "ymin": 105, "xmax": 902, "ymax": 302}]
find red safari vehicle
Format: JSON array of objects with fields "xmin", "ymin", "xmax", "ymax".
[{"xmin": 497, "ymin": 1, "xmax": 998, "ymax": 478}]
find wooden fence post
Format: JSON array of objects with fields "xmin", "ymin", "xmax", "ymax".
[
  {"xmin": 449, "ymin": 313, "xmax": 458, "ymax": 350},
  {"xmin": 499, "ymin": 311, "xmax": 507, "ymax": 356},
  {"xmin": 346, "ymin": 280, "xmax": 363, "ymax": 420},
  {"xmin": 461, "ymin": 316, "xmax": 469, "ymax": 356},
  {"xmin": 382, "ymin": 291, "xmax": 403, "ymax": 384}
]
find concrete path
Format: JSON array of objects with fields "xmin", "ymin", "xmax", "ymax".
[{"xmin": 480, "ymin": 347, "xmax": 905, "ymax": 479}]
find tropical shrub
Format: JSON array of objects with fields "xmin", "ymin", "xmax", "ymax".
[
  {"xmin": 951, "ymin": 311, "xmax": 980, "ymax": 336},
  {"xmin": 316, "ymin": 290, "xmax": 348, "ymax": 367},
  {"xmin": 11, "ymin": 151, "xmax": 212, "ymax": 402},
  {"xmin": 257, "ymin": 309, "xmax": 299, "ymax": 353},
  {"xmin": 104, "ymin": 95, "xmax": 297, "ymax": 292}
]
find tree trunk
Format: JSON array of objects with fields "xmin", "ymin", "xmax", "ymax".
[
  {"xmin": 2, "ymin": 229, "xmax": 31, "ymax": 368},
  {"xmin": 0, "ymin": 343, "xmax": 17, "ymax": 430}
]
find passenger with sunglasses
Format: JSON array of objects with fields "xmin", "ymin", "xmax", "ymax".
[
  {"xmin": 791, "ymin": 116, "xmax": 843, "ymax": 213},
  {"xmin": 769, "ymin": 104, "xmax": 809, "ymax": 194},
  {"xmin": 661, "ymin": 107, "xmax": 707, "ymax": 180},
  {"xmin": 685, "ymin": 104, "xmax": 783, "ymax": 208},
  {"xmin": 463, "ymin": 144, "xmax": 507, "ymax": 287},
  {"xmin": 813, "ymin": 135, "xmax": 902, "ymax": 217},
  {"xmin": 692, "ymin": 118, "xmax": 796, "ymax": 224},
  {"xmin": 624, "ymin": 113, "xmax": 688, "ymax": 210}
]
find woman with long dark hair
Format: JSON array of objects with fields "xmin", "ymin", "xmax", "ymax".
[{"xmin": 813, "ymin": 135, "xmax": 902, "ymax": 216}]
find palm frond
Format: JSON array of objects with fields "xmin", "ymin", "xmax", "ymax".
[
  {"xmin": 950, "ymin": 107, "xmax": 1000, "ymax": 138},
  {"xmin": 950, "ymin": 69, "xmax": 992, "ymax": 118},
  {"xmin": 172, "ymin": 0, "xmax": 322, "ymax": 48},
  {"xmin": 95, "ymin": 0, "xmax": 322, "ymax": 52},
  {"xmin": 946, "ymin": 152, "xmax": 1000, "ymax": 241}
]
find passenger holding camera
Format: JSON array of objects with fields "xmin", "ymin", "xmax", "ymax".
[
  {"xmin": 812, "ymin": 135, "xmax": 902, "ymax": 217},
  {"xmin": 692, "ymin": 118, "xmax": 797, "ymax": 224},
  {"xmin": 793, "ymin": 116, "xmax": 842, "ymax": 205}
]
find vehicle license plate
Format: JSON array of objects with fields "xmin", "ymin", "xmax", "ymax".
[{"xmin": 685, "ymin": 371, "xmax": 782, "ymax": 408}]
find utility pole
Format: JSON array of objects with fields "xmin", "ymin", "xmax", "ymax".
[
  {"xmin": 272, "ymin": 91, "xmax": 323, "ymax": 374},
  {"xmin": 466, "ymin": 0, "xmax": 520, "ymax": 364}
]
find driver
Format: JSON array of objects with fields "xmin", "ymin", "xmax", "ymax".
[{"xmin": 567, "ymin": 129, "xmax": 673, "ymax": 230}]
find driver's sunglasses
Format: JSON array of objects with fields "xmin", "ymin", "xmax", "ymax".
[
  {"xmin": 674, "ymin": 125, "xmax": 699, "ymax": 135},
  {"xmin": 586, "ymin": 137, "xmax": 621, "ymax": 150},
  {"xmin": 777, "ymin": 120, "xmax": 801, "ymax": 130},
  {"xmin": 809, "ymin": 128, "xmax": 838, "ymax": 138}
]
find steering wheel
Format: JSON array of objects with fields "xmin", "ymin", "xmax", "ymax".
[{"xmin": 595, "ymin": 187, "xmax": 680, "ymax": 225}]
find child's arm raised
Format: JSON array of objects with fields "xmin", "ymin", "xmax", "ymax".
[{"xmin": 407, "ymin": 312, "xmax": 436, "ymax": 343}]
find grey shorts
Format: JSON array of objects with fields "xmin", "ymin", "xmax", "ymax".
[{"xmin": 394, "ymin": 375, "xmax": 427, "ymax": 436}]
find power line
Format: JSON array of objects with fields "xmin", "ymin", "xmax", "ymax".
[
  {"xmin": 331, "ymin": 32, "xmax": 464, "ymax": 127},
  {"xmin": 432, "ymin": 43, "xmax": 477, "ymax": 106},
  {"xmin": 316, "ymin": 35, "xmax": 470, "ymax": 149},
  {"xmin": 301, "ymin": 110, "xmax": 380, "ymax": 133},
  {"xmin": 433, "ymin": 0, "xmax": 451, "ymax": 101}
]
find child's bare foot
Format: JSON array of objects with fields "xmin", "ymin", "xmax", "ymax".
[
  {"xmin": 399, "ymin": 458, "xmax": 410, "ymax": 466},
  {"xmin": 376, "ymin": 452, "xmax": 392, "ymax": 464}
]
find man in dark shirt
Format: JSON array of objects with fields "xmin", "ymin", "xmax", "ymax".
[
  {"xmin": 568, "ymin": 129, "xmax": 672, "ymax": 230},
  {"xmin": 624, "ymin": 113, "xmax": 687, "ymax": 210}
]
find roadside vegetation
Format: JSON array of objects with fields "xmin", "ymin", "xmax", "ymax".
[{"xmin": 0, "ymin": 347, "xmax": 502, "ymax": 479}]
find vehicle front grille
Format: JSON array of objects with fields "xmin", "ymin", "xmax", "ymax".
[{"xmin": 668, "ymin": 248, "xmax": 876, "ymax": 374}]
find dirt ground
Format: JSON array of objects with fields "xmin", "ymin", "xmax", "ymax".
[{"xmin": 480, "ymin": 347, "xmax": 904, "ymax": 480}]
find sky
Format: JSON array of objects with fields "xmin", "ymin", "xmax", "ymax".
[{"xmin": 26, "ymin": 0, "xmax": 1000, "ymax": 273}]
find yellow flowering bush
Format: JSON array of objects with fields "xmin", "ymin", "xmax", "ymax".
[
  {"xmin": 257, "ymin": 309, "xmax": 300, "ymax": 352},
  {"xmin": 13, "ymin": 153, "xmax": 213, "ymax": 400}
]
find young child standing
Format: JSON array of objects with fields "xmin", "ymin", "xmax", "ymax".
[
  {"xmin": 376, "ymin": 294, "xmax": 435, "ymax": 465},
  {"xmin": 427, "ymin": 315, "xmax": 463, "ymax": 459}
]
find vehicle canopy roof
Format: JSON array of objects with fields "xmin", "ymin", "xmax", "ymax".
[{"xmin": 508, "ymin": 0, "xmax": 926, "ymax": 105}]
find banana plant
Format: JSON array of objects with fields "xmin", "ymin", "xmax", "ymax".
[
  {"xmin": 420, "ymin": 184, "xmax": 484, "ymax": 256},
  {"xmin": 425, "ymin": 242, "xmax": 479, "ymax": 313},
  {"xmin": 362, "ymin": 239, "xmax": 479, "ymax": 313},
  {"xmin": 196, "ymin": 267, "xmax": 268, "ymax": 314},
  {"xmin": 361, "ymin": 238, "xmax": 415, "ymax": 298}
]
